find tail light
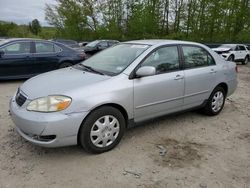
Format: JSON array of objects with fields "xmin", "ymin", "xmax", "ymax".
[{"xmin": 235, "ymin": 65, "xmax": 238, "ymax": 73}]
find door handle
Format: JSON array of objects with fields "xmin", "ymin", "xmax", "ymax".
[
  {"xmin": 210, "ymin": 69, "xmax": 217, "ymax": 74},
  {"xmin": 174, "ymin": 74, "xmax": 184, "ymax": 80}
]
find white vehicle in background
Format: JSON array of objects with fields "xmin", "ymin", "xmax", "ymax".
[{"xmin": 212, "ymin": 44, "xmax": 250, "ymax": 65}]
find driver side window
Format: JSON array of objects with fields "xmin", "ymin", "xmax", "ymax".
[
  {"xmin": 1, "ymin": 42, "xmax": 31, "ymax": 55},
  {"xmin": 140, "ymin": 46, "xmax": 180, "ymax": 74}
]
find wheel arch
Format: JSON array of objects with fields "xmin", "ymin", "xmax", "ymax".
[
  {"xmin": 229, "ymin": 53, "xmax": 235, "ymax": 58},
  {"xmin": 77, "ymin": 103, "xmax": 129, "ymax": 145},
  {"xmin": 215, "ymin": 82, "xmax": 228, "ymax": 96}
]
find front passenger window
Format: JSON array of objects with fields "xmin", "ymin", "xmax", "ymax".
[
  {"xmin": 140, "ymin": 46, "xmax": 180, "ymax": 74},
  {"xmin": 1, "ymin": 42, "xmax": 30, "ymax": 55}
]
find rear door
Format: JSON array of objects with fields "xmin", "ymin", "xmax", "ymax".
[
  {"xmin": 133, "ymin": 45, "xmax": 184, "ymax": 122},
  {"xmin": 0, "ymin": 41, "xmax": 35, "ymax": 78},
  {"xmin": 234, "ymin": 45, "xmax": 242, "ymax": 60},
  {"xmin": 239, "ymin": 45, "xmax": 247, "ymax": 59},
  {"xmin": 181, "ymin": 45, "xmax": 217, "ymax": 109},
  {"xmin": 34, "ymin": 41, "xmax": 61, "ymax": 74}
]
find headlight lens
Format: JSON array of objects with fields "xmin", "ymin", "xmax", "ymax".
[{"xmin": 27, "ymin": 95, "xmax": 72, "ymax": 112}]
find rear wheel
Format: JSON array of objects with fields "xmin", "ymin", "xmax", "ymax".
[
  {"xmin": 242, "ymin": 56, "xmax": 249, "ymax": 65},
  {"xmin": 202, "ymin": 86, "xmax": 226, "ymax": 116},
  {"xmin": 59, "ymin": 62, "xmax": 73, "ymax": 68},
  {"xmin": 79, "ymin": 106, "xmax": 125, "ymax": 153}
]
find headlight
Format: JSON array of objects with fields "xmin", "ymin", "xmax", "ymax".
[{"xmin": 27, "ymin": 95, "xmax": 72, "ymax": 112}]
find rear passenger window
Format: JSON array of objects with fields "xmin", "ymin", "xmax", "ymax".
[
  {"xmin": 99, "ymin": 41, "xmax": 108, "ymax": 47},
  {"xmin": 239, "ymin": 46, "xmax": 246, "ymax": 50},
  {"xmin": 182, "ymin": 46, "xmax": 215, "ymax": 68},
  {"xmin": 35, "ymin": 42, "xmax": 54, "ymax": 53},
  {"xmin": 140, "ymin": 46, "xmax": 180, "ymax": 74}
]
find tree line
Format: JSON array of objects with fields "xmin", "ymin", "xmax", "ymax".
[
  {"xmin": 1, "ymin": 0, "xmax": 250, "ymax": 43},
  {"xmin": 0, "ymin": 19, "xmax": 56, "ymax": 39},
  {"xmin": 45, "ymin": 0, "xmax": 250, "ymax": 42}
]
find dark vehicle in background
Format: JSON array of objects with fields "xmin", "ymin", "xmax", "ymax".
[
  {"xmin": 81, "ymin": 40, "xmax": 119, "ymax": 57},
  {"xmin": 0, "ymin": 38, "xmax": 86, "ymax": 80},
  {"xmin": 51, "ymin": 39, "xmax": 80, "ymax": 49}
]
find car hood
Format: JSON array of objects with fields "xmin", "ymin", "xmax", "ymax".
[
  {"xmin": 20, "ymin": 67, "xmax": 110, "ymax": 99},
  {"xmin": 212, "ymin": 47, "xmax": 231, "ymax": 52}
]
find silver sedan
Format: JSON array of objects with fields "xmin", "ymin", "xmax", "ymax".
[{"xmin": 9, "ymin": 40, "xmax": 237, "ymax": 153}]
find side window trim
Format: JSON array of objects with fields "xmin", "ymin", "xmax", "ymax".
[
  {"xmin": 129, "ymin": 44, "xmax": 183, "ymax": 79},
  {"xmin": 0, "ymin": 41, "xmax": 32, "ymax": 55},
  {"xmin": 179, "ymin": 44, "xmax": 216, "ymax": 70}
]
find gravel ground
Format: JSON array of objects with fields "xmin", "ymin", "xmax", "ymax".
[{"xmin": 0, "ymin": 64, "xmax": 249, "ymax": 188}]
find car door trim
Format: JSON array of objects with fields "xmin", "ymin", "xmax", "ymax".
[
  {"xmin": 135, "ymin": 89, "xmax": 209, "ymax": 109},
  {"xmin": 136, "ymin": 95, "xmax": 184, "ymax": 109}
]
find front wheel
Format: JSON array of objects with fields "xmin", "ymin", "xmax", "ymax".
[
  {"xmin": 202, "ymin": 86, "xmax": 226, "ymax": 116},
  {"xmin": 79, "ymin": 106, "xmax": 125, "ymax": 153},
  {"xmin": 227, "ymin": 55, "xmax": 234, "ymax": 62}
]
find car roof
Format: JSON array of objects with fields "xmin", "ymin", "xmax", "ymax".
[
  {"xmin": 95, "ymin": 39, "xmax": 119, "ymax": 42},
  {"xmin": 123, "ymin": 39, "xmax": 202, "ymax": 46},
  {"xmin": 221, "ymin": 44, "xmax": 247, "ymax": 46},
  {"xmin": 3, "ymin": 38, "xmax": 44, "ymax": 42}
]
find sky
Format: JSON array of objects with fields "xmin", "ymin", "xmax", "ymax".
[{"xmin": 0, "ymin": 0, "xmax": 57, "ymax": 26}]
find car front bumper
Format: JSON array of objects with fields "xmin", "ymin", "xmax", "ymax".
[{"xmin": 9, "ymin": 97, "xmax": 89, "ymax": 147}]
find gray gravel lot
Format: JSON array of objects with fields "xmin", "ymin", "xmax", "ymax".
[{"xmin": 0, "ymin": 65, "xmax": 249, "ymax": 188}]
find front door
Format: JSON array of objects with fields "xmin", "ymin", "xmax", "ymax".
[
  {"xmin": 0, "ymin": 41, "xmax": 34, "ymax": 78},
  {"xmin": 133, "ymin": 45, "xmax": 184, "ymax": 122}
]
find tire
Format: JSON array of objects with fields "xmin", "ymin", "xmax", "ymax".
[
  {"xmin": 242, "ymin": 56, "xmax": 249, "ymax": 65},
  {"xmin": 79, "ymin": 106, "xmax": 126, "ymax": 153},
  {"xmin": 202, "ymin": 86, "xmax": 226, "ymax": 116},
  {"xmin": 85, "ymin": 53, "xmax": 91, "ymax": 59},
  {"xmin": 59, "ymin": 62, "xmax": 73, "ymax": 68},
  {"xmin": 227, "ymin": 55, "xmax": 234, "ymax": 62}
]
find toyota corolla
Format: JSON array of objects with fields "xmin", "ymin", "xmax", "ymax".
[{"xmin": 9, "ymin": 40, "xmax": 237, "ymax": 153}]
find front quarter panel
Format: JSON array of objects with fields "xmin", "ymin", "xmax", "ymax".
[{"xmin": 65, "ymin": 73, "xmax": 134, "ymax": 119}]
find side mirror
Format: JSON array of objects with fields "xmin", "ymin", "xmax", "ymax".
[
  {"xmin": 136, "ymin": 66, "xmax": 156, "ymax": 78},
  {"xmin": 0, "ymin": 50, "xmax": 4, "ymax": 57}
]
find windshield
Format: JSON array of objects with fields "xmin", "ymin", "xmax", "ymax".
[
  {"xmin": 80, "ymin": 43, "xmax": 150, "ymax": 75},
  {"xmin": 219, "ymin": 44, "xmax": 235, "ymax": 50},
  {"xmin": 86, "ymin": 40, "xmax": 100, "ymax": 47}
]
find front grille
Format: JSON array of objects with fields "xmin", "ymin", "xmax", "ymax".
[{"xmin": 15, "ymin": 90, "xmax": 27, "ymax": 106}]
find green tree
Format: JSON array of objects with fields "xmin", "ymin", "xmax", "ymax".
[{"xmin": 29, "ymin": 19, "xmax": 42, "ymax": 35}]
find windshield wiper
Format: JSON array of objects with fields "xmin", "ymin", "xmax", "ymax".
[{"xmin": 77, "ymin": 64, "xmax": 105, "ymax": 75}]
